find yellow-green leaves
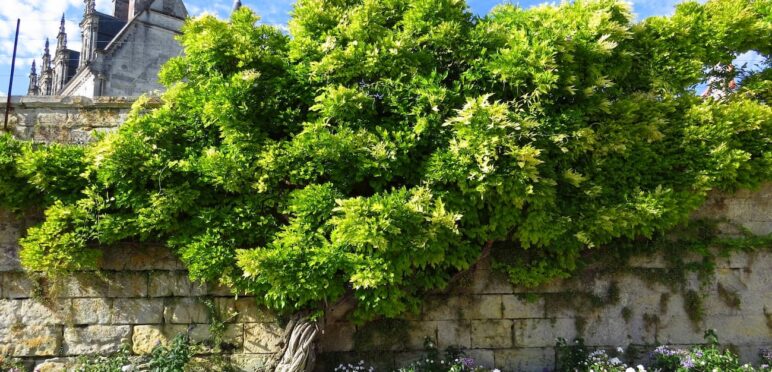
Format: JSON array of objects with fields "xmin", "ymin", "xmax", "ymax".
[{"xmin": 7, "ymin": 0, "xmax": 770, "ymax": 321}]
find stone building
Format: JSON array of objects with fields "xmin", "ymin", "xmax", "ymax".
[{"xmin": 27, "ymin": 0, "xmax": 188, "ymax": 98}]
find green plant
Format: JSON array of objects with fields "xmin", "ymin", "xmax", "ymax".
[
  {"xmin": 651, "ymin": 330, "xmax": 759, "ymax": 371},
  {"xmin": 556, "ymin": 331, "xmax": 765, "ymax": 372},
  {"xmin": 74, "ymin": 343, "xmax": 132, "ymax": 372},
  {"xmin": 556, "ymin": 337, "xmax": 590, "ymax": 372},
  {"xmin": 0, "ymin": 354, "xmax": 24, "ymax": 372},
  {"xmin": 2, "ymin": 0, "xmax": 770, "ymax": 369},
  {"xmin": 148, "ymin": 334, "xmax": 192, "ymax": 372},
  {"xmin": 394, "ymin": 338, "xmax": 492, "ymax": 372}
]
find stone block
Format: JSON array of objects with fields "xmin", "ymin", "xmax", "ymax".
[
  {"xmin": 229, "ymin": 354, "xmax": 271, "ymax": 372},
  {"xmin": 149, "ymin": 271, "xmax": 192, "ymax": 297},
  {"xmin": 131, "ymin": 324, "xmax": 188, "ymax": 354},
  {"xmin": 190, "ymin": 281, "xmax": 209, "ymax": 296},
  {"xmin": 627, "ymin": 253, "xmax": 668, "ymax": 269},
  {"xmin": 164, "ymin": 298, "xmax": 209, "ymax": 324},
  {"xmin": 2, "ymin": 272, "xmax": 35, "ymax": 299},
  {"xmin": 107, "ymin": 272, "xmax": 148, "ymax": 297},
  {"xmin": 19, "ymin": 299, "xmax": 70, "ymax": 325},
  {"xmin": 0, "ymin": 245, "xmax": 22, "ymax": 272},
  {"xmin": 742, "ymin": 221, "xmax": 772, "ymax": 236},
  {"xmin": 59, "ymin": 274, "xmax": 109, "ymax": 298},
  {"xmin": 471, "ymin": 269, "xmax": 515, "ymax": 294},
  {"xmin": 473, "ymin": 295, "xmax": 503, "ymax": 319},
  {"xmin": 514, "ymin": 318, "xmax": 576, "ymax": 348},
  {"xmin": 405, "ymin": 321, "xmax": 438, "ymax": 350},
  {"xmin": 470, "ymin": 319, "xmax": 513, "ymax": 349},
  {"xmin": 437, "ymin": 320, "xmax": 471, "ymax": 349},
  {"xmin": 424, "ymin": 295, "xmax": 501, "ymax": 320},
  {"xmin": 656, "ymin": 315, "xmax": 704, "ymax": 345},
  {"xmin": 100, "ymin": 244, "xmax": 183, "ymax": 271},
  {"xmin": 33, "ymin": 358, "xmax": 75, "ymax": 372},
  {"xmin": 233, "ymin": 297, "xmax": 274, "ymax": 323},
  {"xmin": 207, "ymin": 283, "xmax": 233, "ymax": 296},
  {"xmin": 502, "ymin": 295, "xmax": 544, "ymax": 319},
  {"xmin": 423, "ymin": 295, "xmax": 471, "ymax": 320},
  {"xmin": 581, "ymin": 314, "xmax": 633, "ymax": 346},
  {"xmin": 71, "ymin": 298, "xmax": 112, "ymax": 324},
  {"xmin": 0, "ymin": 299, "xmax": 22, "ymax": 326},
  {"xmin": 243, "ymin": 322, "xmax": 282, "ymax": 354},
  {"xmin": 465, "ymin": 349, "xmax": 495, "ymax": 369},
  {"xmin": 188, "ymin": 323, "xmax": 243, "ymax": 350},
  {"xmin": 112, "ymin": 298, "xmax": 164, "ymax": 324},
  {"xmin": 715, "ymin": 252, "xmax": 753, "ymax": 269},
  {"xmin": 704, "ymin": 315, "xmax": 772, "ymax": 345},
  {"xmin": 0, "ymin": 325, "xmax": 61, "ymax": 356},
  {"xmin": 213, "ymin": 297, "xmax": 238, "ymax": 323},
  {"xmin": 63, "ymin": 325, "xmax": 131, "ymax": 355},
  {"xmin": 494, "ymin": 347, "xmax": 554, "ymax": 372},
  {"xmin": 319, "ymin": 322, "xmax": 356, "ymax": 352}
]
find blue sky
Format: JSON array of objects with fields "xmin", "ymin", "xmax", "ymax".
[{"xmin": 0, "ymin": 0, "xmax": 764, "ymax": 96}]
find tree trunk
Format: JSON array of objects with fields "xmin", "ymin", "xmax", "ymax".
[
  {"xmin": 266, "ymin": 241, "xmax": 493, "ymax": 371},
  {"xmin": 269, "ymin": 316, "xmax": 320, "ymax": 372}
]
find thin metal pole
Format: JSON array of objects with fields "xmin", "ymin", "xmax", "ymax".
[{"xmin": 4, "ymin": 19, "xmax": 20, "ymax": 131}]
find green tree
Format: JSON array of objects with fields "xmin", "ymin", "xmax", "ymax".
[{"xmin": 1, "ymin": 0, "xmax": 770, "ymax": 370}]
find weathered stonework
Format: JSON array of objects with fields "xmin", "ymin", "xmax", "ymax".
[{"xmin": 0, "ymin": 96, "xmax": 158, "ymax": 144}]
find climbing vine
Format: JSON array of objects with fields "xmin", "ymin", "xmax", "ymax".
[{"xmin": 0, "ymin": 1, "xmax": 770, "ymax": 369}]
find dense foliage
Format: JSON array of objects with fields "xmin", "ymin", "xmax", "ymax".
[{"xmin": 0, "ymin": 0, "xmax": 769, "ymax": 322}]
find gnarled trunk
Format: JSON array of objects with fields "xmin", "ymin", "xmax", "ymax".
[{"xmin": 269, "ymin": 316, "xmax": 321, "ymax": 372}]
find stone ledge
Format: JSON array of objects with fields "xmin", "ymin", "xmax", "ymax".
[{"xmin": 1, "ymin": 96, "xmax": 158, "ymax": 109}]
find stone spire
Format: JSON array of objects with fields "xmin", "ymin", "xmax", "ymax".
[
  {"xmin": 85, "ymin": 0, "xmax": 96, "ymax": 15},
  {"xmin": 27, "ymin": 61, "xmax": 40, "ymax": 96},
  {"xmin": 57, "ymin": 14, "xmax": 67, "ymax": 51},
  {"xmin": 80, "ymin": 0, "xmax": 99, "ymax": 69},
  {"xmin": 41, "ymin": 40, "xmax": 53, "ymax": 95},
  {"xmin": 232, "ymin": 0, "xmax": 242, "ymax": 12},
  {"xmin": 42, "ymin": 39, "xmax": 51, "ymax": 69}
]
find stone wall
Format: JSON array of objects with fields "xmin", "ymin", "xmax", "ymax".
[
  {"xmin": 0, "ymin": 185, "xmax": 769, "ymax": 371},
  {"xmin": 0, "ymin": 96, "xmax": 142, "ymax": 143},
  {"xmin": 0, "ymin": 228, "xmax": 281, "ymax": 371}
]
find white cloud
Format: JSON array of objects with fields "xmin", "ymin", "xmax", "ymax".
[
  {"xmin": 735, "ymin": 50, "xmax": 766, "ymax": 71},
  {"xmin": 0, "ymin": 0, "xmax": 84, "ymax": 72}
]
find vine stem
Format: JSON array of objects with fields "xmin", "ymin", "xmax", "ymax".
[
  {"xmin": 268, "ymin": 240, "xmax": 494, "ymax": 372},
  {"xmin": 269, "ymin": 315, "xmax": 320, "ymax": 372},
  {"xmin": 447, "ymin": 239, "xmax": 494, "ymax": 287}
]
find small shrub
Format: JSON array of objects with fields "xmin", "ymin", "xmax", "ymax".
[
  {"xmin": 74, "ymin": 343, "xmax": 132, "ymax": 372},
  {"xmin": 148, "ymin": 334, "xmax": 192, "ymax": 371},
  {"xmin": 73, "ymin": 335, "xmax": 194, "ymax": 372},
  {"xmin": 556, "ymin": 337, "xmax": 590, "ymax": 372},
  {"xmin": 392, "ymin": 338, "xmax": 498, "ymax": 372},
  {"xmin": 557, "ymin": 330, "xmax": 767, "ymax": 372}
]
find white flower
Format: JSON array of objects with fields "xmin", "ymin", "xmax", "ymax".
[
  {"xmin": 610, "ymin": 357, "xmax": 622, "ymax": 365},
  {"xmin": 626, "ymin": 368, "xmax": 636, "ymax": 372},
  {"xmin": 637, "ymin": 365, "xmax": 646, "ymax": 372},
  {"xmin": 617, "ymin": 347, "xmax": 625, "ymax": 353},
  {"xmin": 121, "ymin": 366, "xmax": 134, "ymax": 372},
  {"xmin": 493, "ymin": 370, "xmax": 501, "ymax": 372}
]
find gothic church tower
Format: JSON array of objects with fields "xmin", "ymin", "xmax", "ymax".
[
  {"xmin": 79, "ymin": 0, "xmax": 98, "ymax": 69},
  {"xmin": 27, "ymin": 61, "xmax": 39, "ymax": 96},
  {"xmin": 52, "ymin": 15, "xmax": 69, "ymax": 93},
  {"xmin": 40, "ymin": 39, "xmax": 53, "ymax": 96},
  {"xmin": 26, "ymin": 0, "xmax": 187, "ymax": 97}
]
